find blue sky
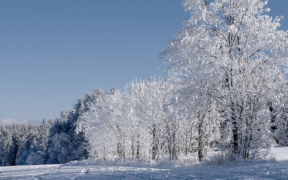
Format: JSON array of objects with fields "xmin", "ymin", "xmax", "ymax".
[{"xmin": 0, "ymin": 0, "xmax": 287, "ymax": 125}]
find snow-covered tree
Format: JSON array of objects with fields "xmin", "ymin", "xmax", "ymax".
[
  {"xmin": 46, "ymin": 95, "xmax": 91, "ymax": 164},
  {"xmin": 45, "ymin": 119, "xmax": 70, "ymax": 164},
  {"xmin": 0, "ymin": 126, "xmax": 14, "ymax": 166},
  {"xmin": 161, "ymin": 0, "xmax": 288, "ymax": 160}
]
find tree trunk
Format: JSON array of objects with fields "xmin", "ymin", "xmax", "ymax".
[
  {"xmin": 152, "ymin": 124, "xmax": 157, "ymax": 160},
  {"xmin": 172, "ymin": 123, "xmax": 177, "ymax": 160},
  {"xmin": 136, "ymin": 134, "xmax": 140, "ymax": 159},
  {"xmin": 197, "ymin": 112, "xmax": 205, "ymax": 161},
  {"xmin": 231, "ymin": 102, "xmax": 239, "ymax": 157},
  {"xmin": 198, "ymin": 124, "xmax": 204, "ymax": 161}
]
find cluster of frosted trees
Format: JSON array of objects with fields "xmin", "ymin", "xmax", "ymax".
[
  {"xmin": 45, "ymin": 96, "xmax": 92, "ymax": 164},
  {"xmin": 0, "ymin": 120, "xmax": 52, "ymax": 166},
  {"xmin": 76, "ymin": 78, "xmax": 224, "ymax": 162},
  {"xmin": 77, "ymin": 77, "xmax": 288, "ymax": 163},
  {"xmin": 77, "ymin": 0, "xmax": 288, "ymax": 162},
  {"xmin": 0, "ymin": 94, "xmax": 92, "ymax": 166}
]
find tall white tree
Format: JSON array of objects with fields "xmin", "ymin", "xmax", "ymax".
[{"xmin": 161, "ymin": 0, "xmax": 288, "ymax": 160}]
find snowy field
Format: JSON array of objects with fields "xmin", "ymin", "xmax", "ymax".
[{"xmin": 0, "ymin": 147, "xmax": 288, "ymax": 180}]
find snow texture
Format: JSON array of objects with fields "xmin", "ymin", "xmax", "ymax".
[{"xmin": 0, "ymin": 147, "xmax": 287, "ymax": 179}]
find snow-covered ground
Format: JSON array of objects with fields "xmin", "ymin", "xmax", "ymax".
[{"xmin": 0, "ymin": 147, "xmax": 287, "ymax": 180}]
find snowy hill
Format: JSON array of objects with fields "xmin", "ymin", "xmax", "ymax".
[{"xmin": 0, "ymin": 147, "xmax": 287, "ymax": 180}]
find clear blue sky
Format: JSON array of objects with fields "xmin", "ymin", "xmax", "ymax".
[{"xmin": 0, "ymin": 0, "xmax": 287, "ymax": 125}]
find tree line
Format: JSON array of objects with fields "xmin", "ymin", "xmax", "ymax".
[
  {"xmin": 0, "ymin": 94, "xmax": 91, "ymax": 166},
  {"xmin": 1, "ymin": 0, "xmax": 288, "ymax": 166},
  {"xmin": 77, "ymin": 0, "xmax": 288, "ymax": 163}
]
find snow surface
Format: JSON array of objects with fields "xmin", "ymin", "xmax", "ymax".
[{"xmin": 0, "ymin": 147, "xmax": 287, "ymax": 180}]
